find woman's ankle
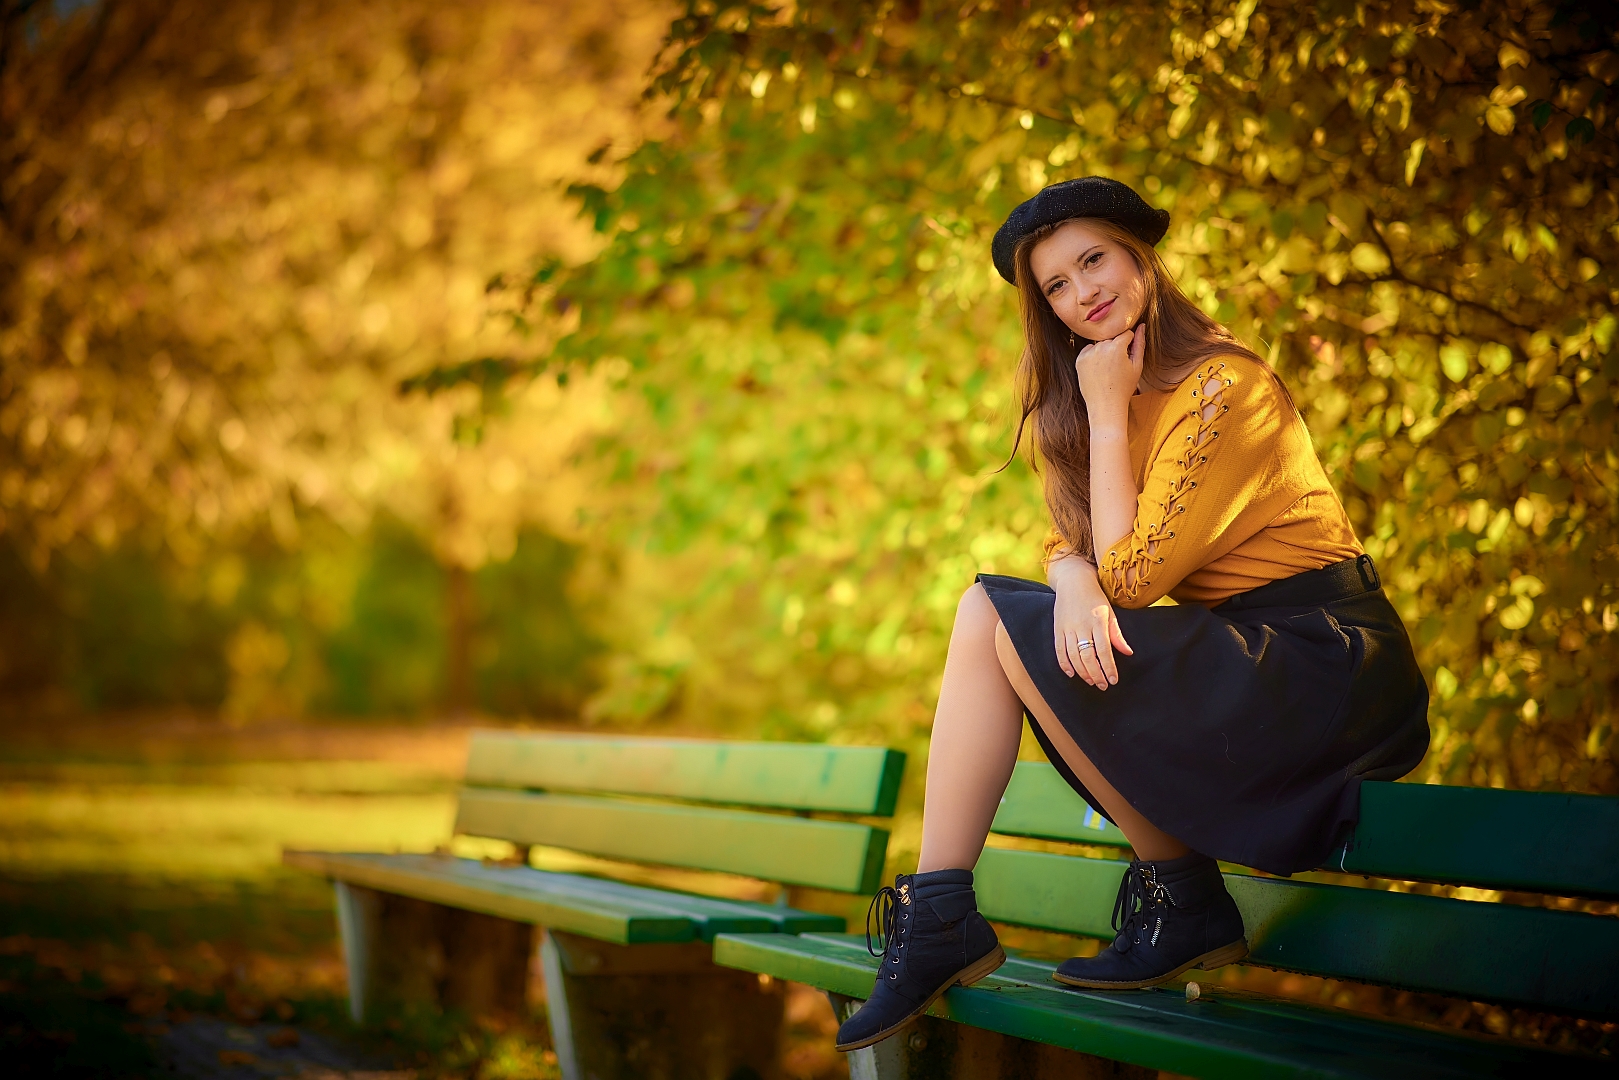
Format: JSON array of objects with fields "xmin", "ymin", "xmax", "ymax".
[{"xmin": 915, "ymin": 847, "xmax": 982, "ymax": 874}]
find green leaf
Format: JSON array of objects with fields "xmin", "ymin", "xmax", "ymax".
[
  {"xmin": 1439, "ymin": 343, "xmax": 1470, "ymax": 383},
  {"xmin": 1479, "ymin": 342, "xmax": 1514, "ymax": 375},
  {"xmin": 1566, "ymin": 117, "xmax": 1597, "ymax": 145},
  {"xmin": 1498, "ymin": 594, "xmax": 1535, "ymax": 631},
  {"xmin": 1435, "ymin": 666, "xmax": 1458, "ymax": 700},
  {"xmin": 1529, "ymin": 100, "xmax": 1553, "ymax": 130}
]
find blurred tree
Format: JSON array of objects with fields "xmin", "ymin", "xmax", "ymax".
[
  {"xmin": 7, "ymin": 0, "xmax": 1616, "ymax": 796},
  {"xmin": 0, "ymin": 0, "xmax": 663, "ymax": 718},
  {"xmin": 0, "ymin": 0, "xmax": 663, "ymax": 563},
  {"xmin": 0, "ymin": 522, "xmax": 602, "ymax": 720},
  {"xmin": 447, "ymin": 0, "xmax": 1616, "ymax": 791}
]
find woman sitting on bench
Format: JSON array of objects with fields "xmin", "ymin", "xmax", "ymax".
[{"xmin": 837, "ymin": 177, "xmax": 1431, "ymax": 1053}]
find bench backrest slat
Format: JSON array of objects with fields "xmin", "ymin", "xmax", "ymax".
[
  {"xmin": 455, "ymin": 787, "xmax": 890, "ymax": 894},
  {"xmin": 990, "ymin": 762, "xmax": 1130, "ymax": 847},
  {"xmin": 465, "ymin": 731, "xmax": 905, "ymax": 816},
  {"xmin": 1347, "ymin": 781, "xmax": 1619, "ymax": 899},
  {"xmin": 974, "ymin": 847, "xmax": 1619, "ymax": 1017},
  {"xmin": 993, "ymin": 763, "xmax": 1619, "ymax": 900}
]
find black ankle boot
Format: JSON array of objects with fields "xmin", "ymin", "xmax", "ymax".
[
  {"xmin": 834, "ymin": 869, "xmax": 1005, "ymax": 1052},
  {"xmin": 1053, "ymin": 852, "xmax": 1247, "ymax": 990}
]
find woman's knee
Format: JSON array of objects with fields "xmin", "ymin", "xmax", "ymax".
[
  {"xmin": 947, "ymin": 584, "xmax": 1002, "ymax": 657},
  {"xmin": 955, "ymin": 582, "xmax": 998, "ymax": 630}
]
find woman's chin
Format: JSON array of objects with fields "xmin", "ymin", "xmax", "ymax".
[{"xmin": 1081, "ymin": 314, "xmax": 1126, "ymax": 341}]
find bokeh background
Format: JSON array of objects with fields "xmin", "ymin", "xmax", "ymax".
[{"xmin": 2, "ymin": 0, "xmax": 1615, "ymax": 1075}]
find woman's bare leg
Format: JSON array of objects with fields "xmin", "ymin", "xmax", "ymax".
[
  {"xmin": 916, "ymin": 584, "xmax": 1027, "ymax": 873},
  {"xmin": 994, "ymin": 622, "xmax": 1191, "ymax": 861}
]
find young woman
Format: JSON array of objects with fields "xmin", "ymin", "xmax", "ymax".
[{"xmin": 835, "ymin": 177, "xmax": 1430, "ymax": 1053}]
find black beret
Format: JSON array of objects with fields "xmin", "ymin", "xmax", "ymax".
[{"xmin": 991, "ymin": 177, "xmax": 1170, "ymax": 285}]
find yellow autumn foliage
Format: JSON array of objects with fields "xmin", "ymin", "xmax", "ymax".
[
  {"xmin": 0, "ymin": 0, "xmax": 668, "ymax": 568},
  {"xmin": 3, "ymin": 0, "xmax": 1616, "ymax": 800}
]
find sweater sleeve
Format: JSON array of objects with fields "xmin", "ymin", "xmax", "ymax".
[{"xmin": 1097, "ymin": 360, "xmax": 1284, "ymax": 608}]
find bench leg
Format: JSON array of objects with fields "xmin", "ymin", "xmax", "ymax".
[
  {"xmin": 541, "ymin": 929, "xmax": 785, "ymax": 1080},
  {"xmin": 333, "ymin": 882, "xmax": 534, "ymax": 1023},
  {"xmin": 824, "ymin": 992, "xmax": 1155, "ymax": 1080}
]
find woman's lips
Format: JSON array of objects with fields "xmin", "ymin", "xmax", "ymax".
[{"xmin": 1086, "ymin": 298, "xmax": 1115, "ymax": 323}]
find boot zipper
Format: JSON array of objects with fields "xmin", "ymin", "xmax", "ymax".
[
  {"xmin": 1143, "ymin": 865, "xmax": 1171, "ymax": 905},
  {"xmin": 1143, "ymin": 865, "xmax": 1172, "ymax": 947}
]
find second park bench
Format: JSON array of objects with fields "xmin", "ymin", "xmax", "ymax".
[
  {"xmin": 719, "ymin": 761, "xmax": 1619, "ymax": 1079},
  {"xmin": 284, "ymin": 728, "xmax": 905, "ymax": 1080}
]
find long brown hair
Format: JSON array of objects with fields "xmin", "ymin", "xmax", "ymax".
[{"xmin": 1008, "ymin": 217, "xmax": 1265, "ymax": 561}]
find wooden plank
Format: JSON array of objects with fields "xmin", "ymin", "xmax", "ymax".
[
  {"xmin": 454, "ymin": 788, "xmax": 890, "ymax": 893},
  {"xmin": 989, "ymin": 762, "xmax": 1130, "ymax": 847},
  {"xmin": 482, "ymin": 866, "xmax": 845, "ymax": 938},
  {"xmin": 713, "ymin": 933, "xmax": 1604, "ymax": 1079},
  {"xmin": 974, "ymin": 848, "xmax": 1619, "ymax": 1016},
  {"xmin": 464, "ymin": 731, "xmax": 906, "ymax": 815},
  {"xmin": 1345, "ymin": 782, "xmax": 1619, "ymax": 899},
  {"xmin": 1226, "ymin": 873, "xmax": 1619, "ymax": 1016},
  {"xmin": 976, "ymin": 847, "xmax": 1125, "ymax": 939},
  {"xmin": 822, "ymin": 996, "xmax": 1156, "ymax": 1080},
  {"xmin": 989, "ymin": 768, "xmax": 1619, "ymax": 902},
  {"xmin": 286, "ymin": 850, "xmax": 691, "ymax": 944},
  {"xmin": 286, "ymin": 850, "xmax": 842, "ymax": 941}
]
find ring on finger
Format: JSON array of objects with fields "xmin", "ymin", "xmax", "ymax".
[{"xmin": 1076, "ymin": 640, "xmax": 1095, "ymax": 651}]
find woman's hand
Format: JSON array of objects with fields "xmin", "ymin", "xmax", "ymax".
[
  {"xmin": 1047, "ymin": 555, "xmax": 1134, "ymax": 689},
  {"xmin": 1074, "ymin": 322, "xmax": 1146, "ymax": 425}
]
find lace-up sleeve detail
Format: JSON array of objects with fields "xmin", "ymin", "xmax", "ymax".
[
  {"xmin": 1098, "ymin": 362, "xmax": 1235, "ymax": 607},
  {"xmin": 1040, "ymin": 526, "xmax": 1069, "ymax": 565}
]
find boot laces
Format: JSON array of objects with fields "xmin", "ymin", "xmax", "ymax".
[
  {"xmin": 1112, "ymin": 863, "xmax": 1173, "ymax": 947},
  {"xmin": 864, "ymin": 881, "xmax": 910, "ymax": 959}
]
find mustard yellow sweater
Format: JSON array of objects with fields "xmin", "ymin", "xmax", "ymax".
[{"xmin": 1052, "ymin": 354, "xmax": 1363, "ymax": 609}]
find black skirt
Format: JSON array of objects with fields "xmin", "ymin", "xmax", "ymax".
[{"xmin": 979, "ymin": 556, "xmax": 1430, "ymax": 876}]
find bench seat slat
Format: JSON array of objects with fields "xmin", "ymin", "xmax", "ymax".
[
  {"xmin": 454, "ymin": 788, "xmax": 889, "ymax": 894},
  {"xmin": 465, "ymin": 732, "xmax": 906, "ymax": 815},
  {"xmin": 284, "ymin": 851, "xmax": 692, "ymax": 943},
  {"xmin": 1348, "ymin": 782, "xmax": 1619, "ymax": 899},
  {"xmin": 283, "ymin": 852, "xmax": 844, "ymax": 944},
  {"xmin": 975, "ymin": 848, "xmax": 1619, "ymax": 1017},
  {"xmin": 714, "ymin": 933, "xmax": 1603, "ymax": 1079},
  {"xmin": 490, "ymin": 867, "xmax": 845, "ymax": 937}
]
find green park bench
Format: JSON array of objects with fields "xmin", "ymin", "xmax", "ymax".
[
  {"xmin": 284, "ymin": 729, "xmax": 905, "ymax": 1080},
  {"xmin": 718, "ymin": 761, "xmax": 1619, "ymax": 1079}
]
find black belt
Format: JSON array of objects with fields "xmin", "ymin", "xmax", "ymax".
[{"xmin": 1211, "ymin": 554, "xmax": 1382, "ymax": 613}]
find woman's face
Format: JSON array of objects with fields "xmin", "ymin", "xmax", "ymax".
[{"xmin": 1027, "ymin": 220, "xmax": 1146, "ymax": 341}]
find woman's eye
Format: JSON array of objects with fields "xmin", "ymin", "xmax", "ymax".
[
  {"xmin": 1046, "ymin": 281, "xmax": 1064, "ymax": 297},
  {"xmin": 1085, "ymin": 253, "xmax": 1103, "ymax": 267}
]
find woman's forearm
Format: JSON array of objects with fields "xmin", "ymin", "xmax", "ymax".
[{"xmin": 1089, "ymin": 422, "xmax": 1138, "ymax": 558}]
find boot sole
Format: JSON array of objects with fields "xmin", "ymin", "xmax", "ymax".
[
  {"xmin": 834, "ymin": 945, "xmax": 1006, "ymax": 1053},
  {"xmin": 1050, "ymin": 939, "xmax": 1249, "ymax": 991}
]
